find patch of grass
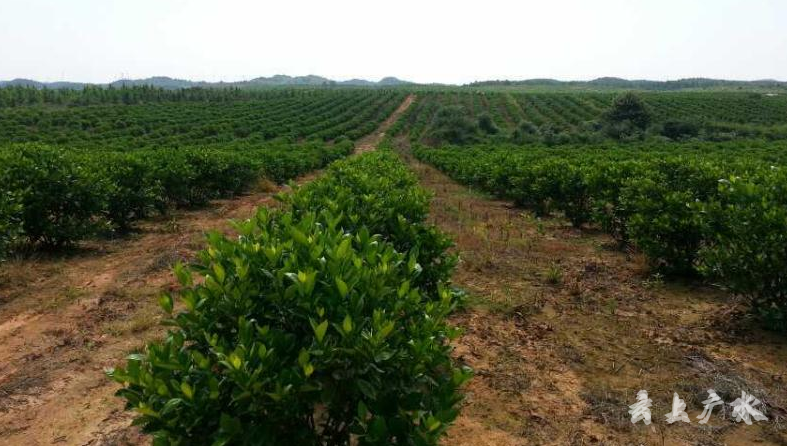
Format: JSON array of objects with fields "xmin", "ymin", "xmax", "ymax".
[
  {"xmin": 545, "ymin": 262, "xmax": 563, "ymax": 285},
  {"xmin": 43, "ymin": 286, "xmax": 85, "ymax": 310},
  {"xmin": 103, "ymin": 299, "xmax": 162, "ymax": 336}
]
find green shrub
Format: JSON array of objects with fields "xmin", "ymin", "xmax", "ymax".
[
  {"xmin": 0, "ymin": 145, "xmax": 106, "ymax": 246},
  {"xmin": 109, "ymin": 152, "xmax": 469, "ymax": 445},
  {"xmin": 623, "ymin": 178, "xmax": 704, "ymax": 274},
  {"xmin": 604, "ymin": 92, "xmax": 651, "ymax": 130},
  {"xmin": 0, "ymin": 190, "xmax": 24, "ymax": 259},
  {"xmin": 182, "ymin": 149, "xmax": 257, "ymax": 205},
  {"xmin": 623, "ymin": 159, "xmax": 724, "ymax": 274},
  {"xmin": 425, "ymin": 106, "xmax": 479, "ymax": 146},
  {"xmin": 285, "ymin": 151, "xmax": 456, "ymax": 296},
  {"xmin": 510, "ymin": 121, "xmax": 539, "ymax": 144},
  {"xmin": 698, "ymin": 174, "xmax": 787, "ymax": 330},
  {"xmin": 88, "ymin": 153, "xmax": 163, "ymax": 231},
  {"xmin": 662, "ymin": 119, "xmax": 701, "ymax": 140},
  {"xmin": 144, "ymin": 151, "xmax": 199, "ymax": 210},
  {"xmin": 477, "ymin": 113, "xmax": 499, "ymax": 135},
  {"xmin": 585, "ymin": 160, "xmax": 649, "ymax": 244}
]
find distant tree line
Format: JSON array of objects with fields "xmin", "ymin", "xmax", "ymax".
[
  {"xmin": 0, "ymin": 85, "xmax": 321, "ymax": 107},
  {"xmin": 468, "ymin": 77, "xmax": 787, "ymax": 91}
]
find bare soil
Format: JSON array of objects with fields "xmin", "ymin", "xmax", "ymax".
[
  {"xmin": 394, "ymin": 139, "xmax": 787, "ymax": 446},
  {"xmin": 353, "ymin": 94, "xmax": 415, "ymax": 154}
]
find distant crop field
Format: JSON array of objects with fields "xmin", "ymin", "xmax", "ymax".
[
  {"xmin": 0, "ymin": 89, "xmax": 406, "ymax": 253},
  {"xmin": 394, "ymin": 91, "xmax": 787, "ymax": 145},
  {"xmin": 0, "ymin": 89, "xmax": 406, "ymax": 149}
]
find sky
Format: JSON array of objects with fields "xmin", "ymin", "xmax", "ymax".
[{"xmin": 1, "ymin": 0, "xmax": 786, "ymax": 85}]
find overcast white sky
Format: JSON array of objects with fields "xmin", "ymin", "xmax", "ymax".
[{"xmin": 1, "ymin": 0, "xmax": 785, "ymax": 84}]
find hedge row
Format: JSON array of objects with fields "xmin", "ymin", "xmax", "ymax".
[
  {"xmin": 0, "ymin": 141, "xmax": 352, "ymax": 255},
  {"xmin": 109, "ymin": 150, "xmax": 469, "ymax": 445},
  {"xmin": 414, "ymin": 142, "xmax": 787, "ymax": 329}
]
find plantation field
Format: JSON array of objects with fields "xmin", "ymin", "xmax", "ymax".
[
  {"xmin": 1, "ymin": 89, "xmax": 786, "ymax": 446},
  {"xmin": 0, "ymin": 89, "xmax": 407, "ymax": 148},
  {"xmin": 394, "ymin": 91, "xmax": 787, "ymax": 145},
  {"xmin": 0, "ymin": 90, "xmax": 406, "ymax": 257}
]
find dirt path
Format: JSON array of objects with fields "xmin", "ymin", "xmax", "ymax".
[
  {"xmin": 353, "ymin": 94, "xmax": 415, "ymax": 154},
  {"xmin": 0, "ymin": 96, "xmax": 413, "ymax": 446},
  {"xmin": 394, "ymin": 140, "xmax": 787, "ymax": 446}
]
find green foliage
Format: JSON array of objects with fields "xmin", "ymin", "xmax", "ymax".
[
  {"xmin": 602, "ymin": 92, "xmax": 651, "ymax": 140},
  {"xmin": 623, "ymin": 159, "xmax": 723, "ymax": 274},
  {"xmin": 0, "ymin": 145, "xmax": 106, "ymax": 246},
  {"xmin": 109, "ymin": 151, "xmax": 468, "ymax": 445},
  {"xmin": 425, "ymin": 106, "xmax": 479, "ymax": 146},
  {"xmin": 0, "ymin": 140, "xmax": 354, "ymax": 247},
  {"xmin": 85, "ymin": 153, "xmax": 163, "ymax": 230},
  {"xmin": 511, "ymin": 121, "xmax": 539, "ymax": 144},
  {"xmin": 604, "ymin": 92, "xmax": 651, "ymax": 130},
  {"xmin": 0, "ymin": 89, "xmax": 401, "ymax": 250},
  {"xmin": 0, "ymin": 190, "xmax": 24, "ymax": 259},
  {"xmin": 401, "ymin": 91, "xmax": 787, "ymax": 147},
  {"xmin": 477, "ymin": 113, "xmax": 499, "ymax": 134},
  {"xmin": 285, "ymin": 150, "xmax": 457, "ymax": 296},
  {"xmin": 0, "ymin": 90, "xmax": 406, "ymax": 148},
  {"xmin": 697, "ymin": 173, "xmax": 787, "ymax": 330},
  {"xmin": 661, "ymin": 119, "xmax": 701, "ymax": 140}
]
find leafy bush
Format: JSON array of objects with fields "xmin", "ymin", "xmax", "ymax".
[
  {"xmin": 0, "ymin": 145, "xmax": 106, "ymax": 246},
  {"xmin": 623, "ymin": 160, "xmax": 723, "ymax": 274},
  {"xmin": 109, "ymin": 152, "xmax": 469, "ymax": 445},
  {"xmin": 181, "ymin": 149, "xmax": 257, "ymax": 206},
  {"xmin": 510, "ymin": 121, "xmax": 539, "ymax": 144},
  {"xmin": 0, "ymin": 140, "xmax": 354, "ymax": 250},
  {"xmin": 477, "ymin": 113, "xmax": 499, "ymax": 135},
  {"xmin": 87, "ymin": 153, "xmax": 163, "ymax": 231},
  {"xmin": 623, "ymin": 179, "xmax": 703, "ymax": 274},
  {"xmin": 698, "ymin": 174, "xmax": 787, "ymax": 330},
  {"xmin": 425, "ymin": 106, "xmax": 479, "ymax": 146},
  {"xmin": 603, "ymin": 92, "xmax": 651, "ymax": 139},
  {"xmin": 284, "ymin": 150, "xmax": 456, "ymax": 296},
  {"xmin": 0, "ymin": 190, "xmax": 23, "ymax": 259},
  {"xmin": 662, "ymin": 119, "xmax": 701, "ymax": 140},
  {"xmin": 143, "ymin": 151, "xmax": 199, "ymax": 210}
]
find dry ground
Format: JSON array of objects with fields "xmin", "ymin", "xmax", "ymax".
[{"xmin": 394, "ymin": 139, "xmax": 787, "ymax": 446}]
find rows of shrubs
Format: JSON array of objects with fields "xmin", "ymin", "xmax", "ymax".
[
  {"xmin": 109, "ymin": 150, "xmax": 470, "ymax": 445},
  {"xmin": 0, "ymin": 141, "xmax": 353, "ymax": 258},
  {"xmin": 415, "ymin": 142, "xmax": 787, "ymax": 330},
  {"xmin": 0, "ymin": 90, "xmax": 406, "ymax": 149},
  {"xmin": 402, "ymin": 92, "xmax": 787, "ymax": 147}
]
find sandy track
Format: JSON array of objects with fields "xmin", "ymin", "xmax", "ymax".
[{"xmin": 353, "ymin": 94, "xmax": 414, "ymax": 154}]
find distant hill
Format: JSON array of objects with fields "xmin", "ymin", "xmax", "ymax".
[
  {"xmin": 0, "ymin": 78, "xmax": 88, "ymax": 89},
  {"xmin": 0, "ymin": 75, "xmax": 414, "ymax": 90},
  {"xmin": 4, "ymin": 75, "xmax": 784, "ymax": 91},
  {"xmin": 468, "ymin": 77, "xmax": 787, "ymax": 91}
]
